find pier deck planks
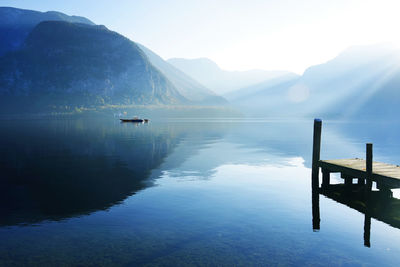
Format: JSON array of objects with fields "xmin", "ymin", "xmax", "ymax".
[{"xmin": 319, "ymin": 158, "xmax": 400, "ymax": 188}]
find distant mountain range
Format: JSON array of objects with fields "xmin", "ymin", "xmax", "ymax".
[
  {"xmin": 226, "ymin": 43, "xmax": 400, "ymax": 119},
  {"xmin": 224, "ymin": 74, "xmax": 299, "ymax": 104},
  {"xmin": 137, "ymin": 45, "xmax": 226, "ymax": 105},
  {"xmin": 1, "ymin": 7, "xmax": 398, "ymax": 119},
  {"xmin": 168, "ymin": 57, "xmax": 297, "ymax": 95},
  {"xmin": 297, "ymin": 44, "xmax": 400, "ymax": 119},
  {"xmin": 0, "ymin": 7, "xmax": 226, "ymax": 113}
]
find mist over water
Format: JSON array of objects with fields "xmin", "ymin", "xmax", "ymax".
[{"xmin": 1, "ymin": 117, "xmax": 400, "ymax": 266}]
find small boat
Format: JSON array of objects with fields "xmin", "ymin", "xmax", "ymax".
[{"xmin": 120, "ymin": 116, "xmax": 144, "ymax": 123}]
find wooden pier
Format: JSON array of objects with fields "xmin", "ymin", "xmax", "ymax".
[
  {"xmin": 311, "ymin": 119, "xmax": 400, "ymax": 246},
  {"xmin": 312, "ymin": 119, "xmax": 400, "ymax": 197}
]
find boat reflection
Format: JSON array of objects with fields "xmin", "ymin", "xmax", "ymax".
[{"xmin": 312, "ymin": 184, "xmax": 400, "ymax": 247}]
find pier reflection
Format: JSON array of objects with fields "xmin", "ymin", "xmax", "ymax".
[{"xmin": 312, "ymin": 184, "xmax": 400, "ymax": 247}]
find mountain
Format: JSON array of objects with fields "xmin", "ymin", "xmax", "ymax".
[
  {"xmin": 228, "ymin": 43, "xmax": 400, "ymax": 119},
  {"xmin": 167, "ymin": 57, "xmax": 295, "ymax": 95},
  {"xmin": 0, "ymin": 20, "xmax": 187, "ymax": 112},
  {"xmin": 0, "ymin": 6, "xmax": 94, "ymax": 56},
  {"xmin": 296, "ymin": 43, "xmax": 400, "ymax": 119},
  {"xmin": 225, "ymin": 73, "xmax": 299, "ymax": 102},
  {"xmin": 224, "ymin": 75, "xmax": 300, "ymax": 117},
  {"xmin": 137, "ymin": 44, "xmax": 227, "ymax": 105}
]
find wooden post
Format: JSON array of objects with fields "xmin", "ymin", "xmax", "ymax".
[
  {"xmin": 312, "ymin": 119, "xmax": 322, "ymax": 190},
  {"xmin": 365, "ymin": 143, "xmax": 373, "ymax": 198},
  {"xmin": 364, "ymin": 209, "xmax": 371, "ymax": 247},
  {"xmin": 312, "ymin": 187, "xmax": 320, "ymax": 231},
  {"xmin": 341, "ymin": 173, "xmax": 353, "ymax": 187},
  {"xmin": 364, "ymin": 143, "xmax": 373, "ymax": 246},
  {"xmin": 322, "ymin": 169, "xmax": 330, "ymax": 189},
  {"xmin": 344, "ymin": 176, "xmax": 352, "ymax": 186},
  {"xmin": 380, "ymin": 185, "xmax": 393, "ymax": 198}
]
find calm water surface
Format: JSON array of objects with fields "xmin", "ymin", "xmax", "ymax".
[{"xmin": 1, "ymin": 118, "xmax": 400, "ymax": 266}]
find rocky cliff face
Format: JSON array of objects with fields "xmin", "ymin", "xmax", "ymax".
[{"xmin": 0, "ymin": 21, "xmax": 187, "ymax": 110}]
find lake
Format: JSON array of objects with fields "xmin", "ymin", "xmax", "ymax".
[{"xmin": 1, "ymin": 117, "xmax": 400, "ymax": 266}]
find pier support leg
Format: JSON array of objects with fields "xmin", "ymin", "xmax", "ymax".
[
  {"xmin": 364, "ymin": 208, "xmax": 371, "ymax": 247},
  {"xmin": 341, "ymin": 174, "xmax": 353, "ymax": 187},
  {"xmin": 312, "ymin": 187, "xmax": 320, "ymax": 231},
  {"xmin": 377, "ymin": 183, "xmax": 393, "ymax": 198},
  {"xmin": 321, "ymin": 169, "xmax": 330, "ymax": 189},
  {"xmin": 379, "ymin": 185, "xmax": 393, "ymax": 198},
  {"xmin": 365, "ymin": 143, "xmax": 373, "ymax": 199},
  {"xmin": 363, "ymin": 143, "xmax": 373, "ymax": 247},
  {"xmin": 312, "ymin": 119, "xmax": 322, "ymax": 190}
]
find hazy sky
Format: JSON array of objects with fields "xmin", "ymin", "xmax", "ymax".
[{"xmin": 2, "ymin": 0, "xmax": 400, "ymax": 73}]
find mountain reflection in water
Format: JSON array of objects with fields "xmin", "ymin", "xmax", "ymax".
[
  {"xmin": 1, "ymin": 118, "xmax": 400, "ymax": 266},
  {"xmin": 0, "ymin": 118, "xmax": 225, "ymax": 226}
]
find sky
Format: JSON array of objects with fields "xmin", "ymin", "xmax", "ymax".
[{"xmin": 2, "ymin": 0, "xmax": 400, "ymax": 74}]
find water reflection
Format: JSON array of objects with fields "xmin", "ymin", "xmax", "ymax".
[
  {"xmin": 312, "ymin": 183, "xmax": 400, "ymax": 247},
  {"xmin": 0, "ymin": 119, "xmax": 187, "ymax": 226},
  {"xmin": 2, "ymin": 118, "xmax": 400, "ymax": 265},
  {"xmin": 312, "ymin": 190, "xmax": 320, "ymax": 231}
]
